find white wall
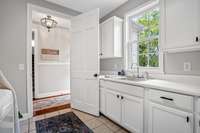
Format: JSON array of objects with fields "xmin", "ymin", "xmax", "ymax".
[{"xmin": 33, "ymin": 24, "xmax": 70, "ymax": 98}]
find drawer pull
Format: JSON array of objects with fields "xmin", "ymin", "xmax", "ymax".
[{"xmin": 160, "ymin": 96, "xmax": 174, "ymax": 101}]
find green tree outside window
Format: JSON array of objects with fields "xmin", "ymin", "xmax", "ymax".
[{"xmin": 133, "ymin": 8, "xmax": 160, "ymax": 67}]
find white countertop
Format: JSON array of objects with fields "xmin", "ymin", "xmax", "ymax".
[{"xmin": 100, "ymin": 77, "xmax": 200, "ymax": 97}]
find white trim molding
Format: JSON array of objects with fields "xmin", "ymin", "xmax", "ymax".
[
  {"xmin": 124, "ymin": 0, "xmax": 164, "ymax": 74},
  {"xmin": 35, "ymin": 90, "xmax": 70, "ymax": 99}
]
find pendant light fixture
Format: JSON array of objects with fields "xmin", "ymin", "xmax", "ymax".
[{"xmin": 41, "ymin": 15, "xmax": 57, "ymax": 32}]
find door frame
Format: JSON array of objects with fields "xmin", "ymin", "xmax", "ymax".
[
  {"xmin": 26, "ymin": 3, "xmax": 72, "ymax": 119},
  {"xmin": 32, "ymin": 28, "xmax": 38, "ymax": 99}
]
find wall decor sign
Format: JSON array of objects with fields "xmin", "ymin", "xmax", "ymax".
[{"xmin": 41, "ymin": 48, "xmax": 59, "ymax": 60}]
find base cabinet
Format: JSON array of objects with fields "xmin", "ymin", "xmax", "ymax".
[
  {"xmin": 148, "ymin": 102, "xmax": 193, "ymax": 133},
  {"xmin": 100, "ymin": 86, "xmax": 144, "ymax": 133},
  {"xmin": 121, "ymin": 94, "xmax": 143, "ymax": 133},
  {"xmin": 105, "ymin": 89, "xmax": 121, "ymax": 123}
]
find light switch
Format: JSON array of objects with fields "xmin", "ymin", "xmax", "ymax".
[
  {"xmin": 19, "ymin": 64, "xmax": 25, "ymax": 71},
  {"xmin": 184, "ymin": 62, "xmax": 191, "ymax": 72}
]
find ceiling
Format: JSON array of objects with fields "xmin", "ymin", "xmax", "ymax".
[
  {"xmin": 32, "ymin": 11, "xmax": 71, "ymax": 29},
  {"xmin": 45, "ymin": 0, "xmax": 128, "ymax": 18}
]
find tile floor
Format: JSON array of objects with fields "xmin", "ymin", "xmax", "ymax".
[{"xmin": 20, "ymin": 108, "xmax": 130, "ymax": 133}]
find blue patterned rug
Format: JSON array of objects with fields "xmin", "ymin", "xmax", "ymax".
[{"xmin": 36, "ymin": 112, "xmax": 93, "ymax": 133}]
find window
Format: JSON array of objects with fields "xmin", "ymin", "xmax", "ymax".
[{"xmin": 125, "ymin": 1, "xmax": 161, "ymax": 71}]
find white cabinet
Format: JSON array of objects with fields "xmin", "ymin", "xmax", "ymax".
[
  {"xmin": 121, "ymin": 93, "xmax": 143, "ymax": 133},
  {"xmin": 162, "ymin": 0, "xmax": 200, "ymax": 51},
  {"xmin": 148, "ymin": 102, "xmax": 193, "ymax": 133},
  {"xmin": 105, "ymin": 89, "xmax": 121, "ymax": 123},
  {"xmin": 100, "ymin": 16, "xmax": 123, "ymax": 58},
  {"xmin": 100, "ymin": 81, "xmax": 144, "ymax": 133},
  {"xmin": 100, "ymin": 87, "xmax": 106, "ymax": 114}
]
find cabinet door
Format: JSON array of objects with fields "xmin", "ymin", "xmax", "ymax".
[
  {"xmin": 164, "ymin": 0, "xmax": 200, "ymax": 49},
  {"xmin": 121, "ymin": 94, "xmax": 143, "ymax": 133},
  {"xmin": 148, "ymin": 102, "xmax": 193, "ymax": 133},
  {"xmin": 105, "ymin": 89, "xmax": 121, "ymax": 123},
  {"xmin": 100, "ymin": 87, "xmax": 106, "ymax": 114},
  {"xmin": 101, "ymin": 20, "xmax": 114, "ymax": 58}
]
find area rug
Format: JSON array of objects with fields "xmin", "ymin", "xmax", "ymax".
[{"xmin": 36, "ymin": 112, "xmax": 93, "ymax": 133}]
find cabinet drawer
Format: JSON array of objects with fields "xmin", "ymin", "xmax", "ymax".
[
  {"xmin": 149, "ymin": 89, "xmax": 193, "ymax": 112},
  {"xmin": 100, "ymin": 80, "xmax": 144, "ymax": 98}
]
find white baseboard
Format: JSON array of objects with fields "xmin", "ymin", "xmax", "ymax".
[{"xmin": 35, "ymin": 90, "xmax": 70, "ymax": 99}]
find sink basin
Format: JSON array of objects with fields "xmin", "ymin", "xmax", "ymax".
[
  {"xmin": 104, "ymin": 75, "xmax": 127, "ymax": 79},
  {"xmin": 119, "ymin": 76, "xmax": 147, "ymax": 82},
  {"xmin": 103, "ymin": 75, "xmax": 147, "ymax": 82}
]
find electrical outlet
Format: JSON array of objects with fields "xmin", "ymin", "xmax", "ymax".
[{"xmin": 184, "ymin": 62, "xmax": 191, "ymax": 72}]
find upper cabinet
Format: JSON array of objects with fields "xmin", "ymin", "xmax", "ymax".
[
  {"xmin": 162, "ymin": 0, "xmax": 200, "ymax": 52},
  {"xmin": 100, "ymin": 16, "xmax": 123, "ymax": 58}
]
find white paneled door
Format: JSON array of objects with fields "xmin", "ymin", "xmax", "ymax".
[{"xmin": 70, "ymin": 9, "xmax": 100, "ymax": 116}]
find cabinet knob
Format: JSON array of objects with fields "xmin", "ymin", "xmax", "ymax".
[
  {"xmin": 117, "ymin": 94, "xmax": 120, "ymax": 98},
  {"xmin": 121, "ymin": 96, "xmax": 124, "ymax": 100},
  {"xmin": 196, "ymin": 36, "xmax": 199, "ymax": 42},
  {"xmin": 100, "ymin": 53, "xmax": 103, "ymax": 56}
]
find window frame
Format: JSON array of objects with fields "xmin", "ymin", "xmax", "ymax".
[{"xmin": 124, "ymin": 0, "xmax": 164, "ymax": 74}]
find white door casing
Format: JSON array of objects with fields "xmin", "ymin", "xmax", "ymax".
[{"xmin": 70, "ymin": 9, "xmax": 100, "ymax": 116}]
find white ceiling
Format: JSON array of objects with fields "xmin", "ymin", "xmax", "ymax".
[
  {"xmin": 32, "ymin": 11, "xmax": 71, "ymax": 29},
  {"xmin": 45, "ymin": 0, "xmax": 128, "ymax": 18}
]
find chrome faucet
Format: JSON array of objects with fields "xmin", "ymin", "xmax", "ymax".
[
  {"xmin": 130, "ymin": 63, "xmax": 140, "ymax": 78},
  {"xmin": 136, "ymin": 66, "xmax": 140, "ymax": 78}
]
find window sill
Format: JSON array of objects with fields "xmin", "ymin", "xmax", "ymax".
[{"xmin": 126, "ymin": 67, "xmax": 164, "ymax": 74}]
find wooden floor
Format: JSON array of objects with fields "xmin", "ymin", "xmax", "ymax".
[{"xmin": 33, "ymin": 94, "xmax": 71, "ymax": 116}]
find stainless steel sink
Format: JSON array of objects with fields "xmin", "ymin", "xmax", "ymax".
[
  {"xmin": 104, "ymin": 75, "xmax": 147, "ymax": 82},
  {"xmin": 119, "ymin": 76, "xmax": 147, "ymax": 82}
]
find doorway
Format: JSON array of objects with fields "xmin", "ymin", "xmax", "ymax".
[
  {"xmin": 27, "ymin": 4, "xmax": 72, "ymax": 118},
  {"xmin": 27, "ymin": 4, "xmax": 100, "ymax": 119}
]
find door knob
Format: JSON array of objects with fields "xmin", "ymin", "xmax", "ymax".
[
  {"xmin": 186, "ymin": 116, "xmax": 189, "ymax": 123},
  {"xmin": 93, "ymin": 73, "xmax": 98, "ymax": 77},
  {"xmin": 196, "ymin": 36, "xmax": 199, "ymax": 42}
]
